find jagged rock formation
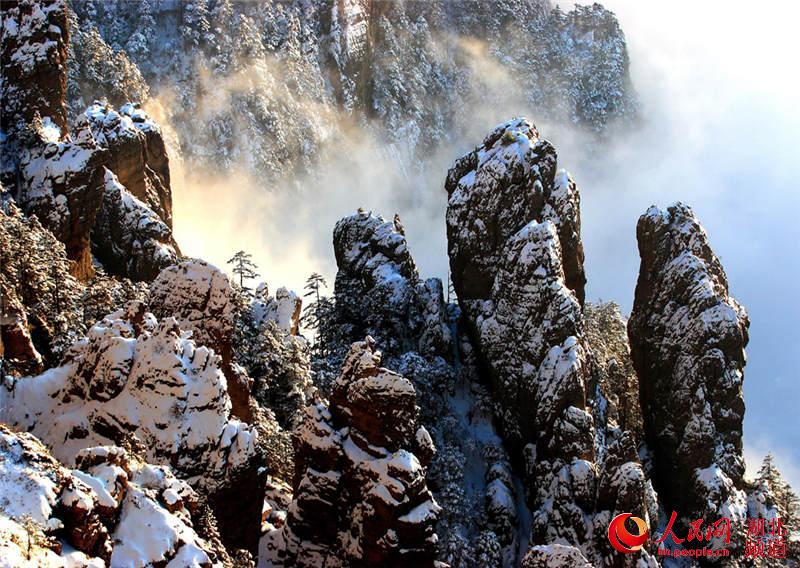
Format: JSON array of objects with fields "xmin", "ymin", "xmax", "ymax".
[
  {"xmin": 252, "ymin": 284, "xmax": 302, "ymax": 336},
  {"xmin": 149, "ymin": 260, "xmax": 252, "ymax": 421},
  {"xmin": 84, "ymin": 101, "xmax": 173, "ymax": 227},
  {"xmin": 15, "ymin": 118, "xmax": 107, "ymax": 278},
  {"xmin": 628, "ymin": 203, "xmax": 750, "ymax": 530},
  {"xmin": 332, "ymin": 211, "xmax": 451, "ymax": 359},
  {"xmin": 328, "ymin": 209, "xmax": 535, "ymax": 565},
  {"xmin": 445, "ymin": 118, "xmax": 658, "ymax": 565},
  {"xmin": 260, "ymin": 338, "xmax": 441, "ymax": 567},
  {"xmin": 0, "ymin": 301, "xmax": 266, "ymax": 555},
  {"xmin": 1, "ymin": 0, "xmax": 179, "ymax": 283},
  {"xmin": 446, "ymin": 118, "xmax": 585, "ymax": 305},
  {"xmin": 93, "ymin": 168, "xmax": 179, "ymax": 281},
  {"xmin": 0, "ymin": 425, "xmax": 229, "ymax": 566},
  {"xmin": 0, "ymin": 0, "xmax": 70, "ymax": 148}
]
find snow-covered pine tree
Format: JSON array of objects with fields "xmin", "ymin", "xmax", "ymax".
[{"xmin": 758, "ymin": 456, "xmax": 800, "ymax": 523}]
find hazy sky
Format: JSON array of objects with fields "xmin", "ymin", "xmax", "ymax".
[
  {"xmin": 173, "ymin": 0, "xmax": 800, "ymax": 489},
  {"xmin": 569, "ymin": 0, "xmax": 800, "ymax": 489}
]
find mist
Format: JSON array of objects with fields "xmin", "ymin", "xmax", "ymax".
[
  {"xmin": 568, "ymin": 0, "xmax": 800, "ymax": 490},
  {"xmin": 164, "ymin": 0, "xmax": 799, "ymax": 488}
]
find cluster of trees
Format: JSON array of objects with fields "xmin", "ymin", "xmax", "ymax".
[
  {"xmin": 1, "ymin": 205, "xmax": 147, "ymax": 373},
  {"xmin": 753, "ymin": 454, "xmax": 800, "ymax": 561}
]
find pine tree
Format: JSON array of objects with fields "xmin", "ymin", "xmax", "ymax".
[
  {"xmin": 300, "ymin": 272, "xmax": 334, "ymax": 356},
  {"xmin": 754, "ymin": 454, "xmax": 800, "ymax": 561},
  {"xmin": 227, "ymin": 250, "xmax": 259, "ymax": 294}
]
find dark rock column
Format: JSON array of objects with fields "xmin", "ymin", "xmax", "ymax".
[{"xmin": 628, "ymin": 203, "xmax": 749, "ymax": 520}]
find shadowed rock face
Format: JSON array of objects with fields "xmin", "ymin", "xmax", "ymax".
[
  {"xmin": 0, "ymin": 0, "xmax": 70, "ymax": 142},
  {"xmin": 445, "ymin": 118, "xmax": 658, "ymax": 566},
  {"xmin": 16, "ymin": 121, "xmax": 107, "ymax": 279},
  {"xmin": 0, "ymin": 301, "xmax": 265, "ymax": 556},
  {"xmin": 93, "ymin": 168, "xmax": 179, "ymax": 282},
  {"xmin": 628, "ymin": 202, "xmax": 749, "ymax": 520},
  {"xmin": 332, "ymin": 211, "xmax": 451, "ymax": 360},
  {"xmin": 84, "ymin": 102, "xmax": 173, "ymax": 228},
  {"xmin": 262, "ymin": 338, "xmax": 440, "ymax": 567},
  {"xmin": 445, "ymin": 118, "xmax": 588, "ymax": 454},
  {"xmin": 445, "ymin": 118, "xmax": 585, "ymax": 305}
]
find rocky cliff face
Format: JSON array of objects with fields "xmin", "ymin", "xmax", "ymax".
[
  {"xmin": 0, "ymin": 425, "xmax": 230, "ymax": 567},
  {"xmin": 2, "ymin": 0, "xmax": 178, "ymax": 283},
  {"xmin": 628, "ymin": 203, "xmax": 750, "ymax": 530},
  {"xmin": 445, "ymin": 118, "xmax": 658, "ymax": 566},
  {"xmin": 84, "ymin": 101, "xmax": 173, "ymax": 227},
  {"xmin": 445, "ymin": 118, "xmax": 587, "ymax": 450},
  {"xmin": 261, "ymin": 338, "xmax": 441, "ymax": 567},
  {"xmin": 0, "ymin": 301, "xmax": 265, "ymax": 555},
  {"xmin": 16, "ymin": 119, "xmax": 107, "ymax": 279},
  {"xmin": 0, "ymin": 0, "xmax": 70, "ymax": 148},
  {"xmin": 332, "ymin": 211, "xmax": 451, "ymax": 359},
  {"xmin": 66, "ymin": 0, "xmax": 637, "ymax": 184}
]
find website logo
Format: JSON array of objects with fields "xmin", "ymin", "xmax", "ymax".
[{"xmin": 608, "ymin": 513, "xmax": 649, "ymax": 553}]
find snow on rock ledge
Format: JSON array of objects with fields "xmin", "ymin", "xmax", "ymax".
[
  {"xmin": 84, "ymin": 101, "xmax": 173, "ymax": 228},
  {"xmin": 0, "ymin": 425, "xmax": 226, "ymax": 567},
  {"xmin": 0, "ymin": 300, "xmax": 265, "ymax": 555},
  {"xmin": 150, "ymin": 259, "xmax": 253, "ymax": 421},
  {"xmin": 93, "ymin": 168, "xmax": 179, "ymax": 282},
  {"xmin": 260, "ymin": 337, "xmax": 440, "ymax": 567}
]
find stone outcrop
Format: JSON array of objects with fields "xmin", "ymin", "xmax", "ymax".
[
  {"xmin": 85, "ymin": 101, "xmax": 173, "ymax": 227},
  {"xmin": 628, "ymin": 203, "xmax": 750, "ymax": 524},
  {"xmin": 261, "ymin": 338, "xmax": 441, "ymax": 567},
  {"xmin": 16, "ymin": 118, "xmax": 107, "ymax": 278},
  {"xmin": 0, "ymin": 0, "xmax": 69, "ymax": 145},
  {"xmin": 0, "ymin": 301, "xmax": 265, "ymax": 555},
  {"xmin": 252, "ymin": 283, "xmax": 302, "ymax": 336},
  {"xmin": 445, "ymin": 117, "xmax": 585, "ymax": 305},
  {"xmin": 149, "ymin": 260, "xmax": 253, "ymax": 421},
  {"xmin": 0, "ymin": 425, "xmax": 228, "ymax": 567},
  {"xmin": 93, "ymin": 168, "xmax": 179, "ymax": 281},
  {"xmin": 1, "ymin": 1, "xmax": 178, "ymax": 283},
  {"xmin": 332, "ymin": 210, "xmax": 451, "ymax": 359},
  {"xmin": 445, "ymin": 118, "xmax": 589, "ymax": 455},
  {"xmin": 445, "ymin": 118, "xmax": 658, "ymax": 565},
  {"xmin": 0, "ymin": 284, "xmax": 43, "ymax": 375}
]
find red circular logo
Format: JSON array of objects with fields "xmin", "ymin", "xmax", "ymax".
[{"xmin": 608, "ymin": 513, "xmax": 649, "ymax": 553}]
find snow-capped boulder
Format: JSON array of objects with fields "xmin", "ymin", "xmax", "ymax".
[
  {"xmin": 252, "ymin": 284, "xmax": 302, "ymax": 336},
  {"xmin": 149, "ymin": 259, "xmax": 254, "ymax": 421},
  {"xmin": 16, "ymin": 117, "xmax": 106, "ymax": 279},
  {"xmin": 92, "ymin": 168, "xmax": 179, "ymax": 282},
  {"xmin": 332, "ymin": 210, "xmax": 450, "ymax": 359},
  {"xmin": 0, "ymin": 301, "xmax": 266, "ymax": 555},
  {"xmin": 0, "ymin": 425, "xmax": 228, "ymax": 567},
  {"xmin": 84, "ymin": 101, "xmax": 173, "ymax": 227},
  {"xmin": 0, "ymin": 0, "xmax": 69, "ymax": 144},
  {"xmin": 628, "ymin": 203, "xmax": 749, "ymax": 521},
  {"xmin": 261, "ymin": 337, "xmax": 441, "ymax": 567},
  {"xmin": 521, "ymin": 544, "xmax": 592, "ymax": 568}
]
